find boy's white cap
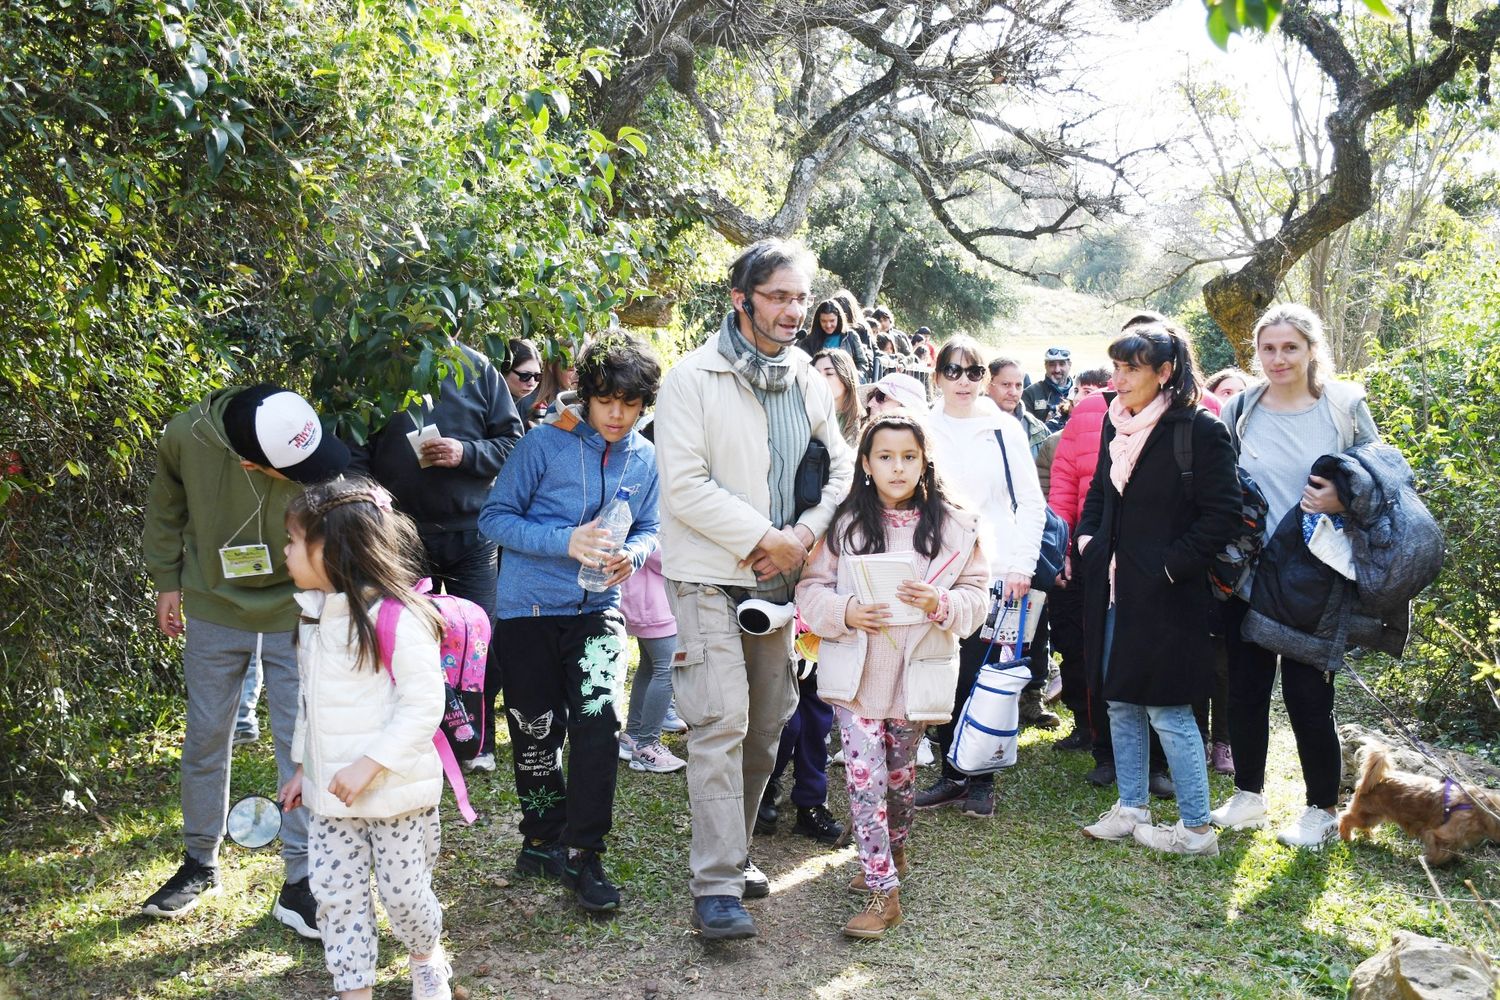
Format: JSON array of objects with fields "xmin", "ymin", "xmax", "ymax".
[{"xmin": 223, "ymin": 384, "xmax": 350, "ymax": 484}]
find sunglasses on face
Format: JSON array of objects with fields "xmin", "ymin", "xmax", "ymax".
[
  {"xmin": 511, "ymin": 370, "xmax": 542, "ymax": 384},
  {"xmin": 941, "ymin": 363, "xmax": 986, "ymax": 382},
  {"xmin": 869, "ymin": 389, "xmax": 889, "ymax": 404}
]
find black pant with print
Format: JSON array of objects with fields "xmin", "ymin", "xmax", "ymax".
[{"xmin": 497, "ymin": 609, "xmax": 626, "ymax": 853}]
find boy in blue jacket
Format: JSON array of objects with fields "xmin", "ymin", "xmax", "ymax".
[{"xmin": 478, "ymin": 332, "xmax": 661, "ymax": 915}]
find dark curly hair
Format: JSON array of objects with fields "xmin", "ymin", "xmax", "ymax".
[{"xmin": 576, "ymin": 331, "xmax": 663, "ymax": 410}]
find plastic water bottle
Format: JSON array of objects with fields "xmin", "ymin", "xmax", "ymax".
[{"xmin": 577, "ymin": 486, "xmax": 636, "ymax": 592}]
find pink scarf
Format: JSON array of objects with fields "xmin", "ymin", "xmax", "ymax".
[{"xmin": 1107, "ymin": 392, "xmax": 1169, "ymax": 495}]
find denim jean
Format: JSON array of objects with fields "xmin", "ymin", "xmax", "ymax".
[
  {"xmin": 626, "ymin": 634, "xmax": 677, "ymax": 744},
  {"xmin": 1102, "ymin": 607, "xmax": 1212, "ymax": 827},
  {"xmin": 234, "ymin": 652, "xmax": 262, "ymax": 738}
]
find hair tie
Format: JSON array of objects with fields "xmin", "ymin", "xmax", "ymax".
[{"xmin": 311, "ymin": 485, "xmax": 394, "ymax": 516}]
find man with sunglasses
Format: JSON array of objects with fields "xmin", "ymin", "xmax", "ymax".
[
  {"xmin": 655, "ymin": 238, "xmax": 853, "ymax": 940},
  {"xmin": 345, "ymin": 338, "xmax": 524, "ymax": 770},
  {"xmin": 1023, "ymin": 346, "xmax": 1075, "ymax": 427}
]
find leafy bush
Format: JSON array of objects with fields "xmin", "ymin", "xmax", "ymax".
[{"xmin": 1359, "ymin": 240, "xmax": 1500, "ymax": 739}]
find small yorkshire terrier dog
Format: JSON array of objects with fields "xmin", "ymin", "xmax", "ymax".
[{"xmin": 1338, "ymin": 745, "xmax": 1500, "ymax": 865}]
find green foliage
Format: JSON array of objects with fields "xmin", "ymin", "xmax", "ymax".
[
  {"xmin": 1051, "ymin": 227, "xmax": 1141, "ymax": 299},
  {"xmin": 1201, "ymin": 0, "xmax": 1390, "ymax": 49},
  {"xmin": 1360, "ymin": 238, "xmax": 1500, "ymax": 736},
  {"xmin": 1181, "ymin": 304, "xmax": 1238, "ymax": 376},
  {"xmin": 807, "ymin": 150, "xmax": 1015, "ymax": 332}
]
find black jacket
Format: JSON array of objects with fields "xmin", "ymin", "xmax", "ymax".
[
  {"xmin": 1243, "ymin": 442, "xmax": 1444, "ymax": 669},
  {"xmin": 1077, "ymin": 405, "xmax": 1241, "ymax": 705},
  {"xmin": 796, "ymin": 327, "xmax": 871, "ymax": 377},
  {"xmin": 347, "ymin": 342, "xmax": 524, "ymax": 533}
]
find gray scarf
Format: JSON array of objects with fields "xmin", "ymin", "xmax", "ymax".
[{"xmin": 717, "ymin": 312, "xmax": 792, "ymax": 393}]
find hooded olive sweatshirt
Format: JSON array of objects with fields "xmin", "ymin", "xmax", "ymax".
[{"xmin": 142, "ymin": 388, "xmax": 305, "ymax": 633}]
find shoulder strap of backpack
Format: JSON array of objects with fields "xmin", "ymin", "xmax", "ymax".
[
  {"xmin": 375, "ymin": 598, "xmax": 402, "ymax": 677},
  {"xmin": 992, "ymin": 428, "xmax": 1020, "ymax": 515},
  {"xmin": 372, "ymin": 594, "xmax": 478, "ymax": 826},
  {"xmin": 1173, "ymin": 419, "xmax": 1195, "ymax": 502}
]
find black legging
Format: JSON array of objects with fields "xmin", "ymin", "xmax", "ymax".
[{"xmin": 1224, "ymin": 598, "xmax": 1341, "ymax": 808}]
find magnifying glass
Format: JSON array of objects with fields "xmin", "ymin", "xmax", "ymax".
[{"xmin": 226, "ymin": 794, "xmax": 283, "ymax": 849}]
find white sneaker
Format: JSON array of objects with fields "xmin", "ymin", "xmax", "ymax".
[
  {"xmin": 1133, "ymin": 820, "xmax": 1220, "ymax": 856},
  {"xmin": 617, "ymin": 733, "xmax": 636, "ymax": 762},
  {"xmin": 1082, "ymin": 801, "xmax": 1152, "ymax": 841},
  {"xmin": 410, "ymin": 946, "xmax": 452, "ymax": 1000},
  {"xmin": 916, "ymin": 737, "xmax": 935, "ymax": 767},
  {"xmin": 1275, "ymin": 806, "xmax": 1339, "ymax": 849},
  {"xmin": 829, "ymin": 749, "xmax": 845, "ymax": 766},
  {"xmin": 630, "ymin": 740, "xmax": 687, "ymax": 773},
  {"xmin": 661, "ymin": 704, "xmax": 689, "ymax": 734},
  {"xmin": 1210, "ymin": 790, "xmax": 1268, "ymax": 830},
  {"xmin": 461, "ymin": 752, "xmax": 495, "ymax": 774}
]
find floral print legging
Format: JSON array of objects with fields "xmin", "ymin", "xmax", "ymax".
[{"xmin": 835, "ymin": 707, "xmax": 924, "ymax": 893}]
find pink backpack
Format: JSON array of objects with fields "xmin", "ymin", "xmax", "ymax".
[{"xmin": 375, "ymin": 578, "xmax": 489, "ymax": 824}]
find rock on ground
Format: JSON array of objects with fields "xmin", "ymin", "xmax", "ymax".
[
  {"xmin": 1348, "ymin": 931, "xmax": 1497, "ymax": 1000},
  {"xmin": 1339, "ymin": 723, "xmax": 1500, "ymax": 791}
]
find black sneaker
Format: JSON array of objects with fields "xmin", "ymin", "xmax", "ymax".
[
  {"xmin": 515, "ymin": 839, "xmax": 568, "ymax": 881},
  {"xmin": 1085, "ymin": 761, "xmax": 1116, "ymax": 787},
  {"xmin": 564, "ymin": 850, "xmax": 620, "ymax": 913},
  {"xmin": 754, "ymin": 782, "xmax": 779, "ymax": 836},
  {"xmin": 140, "ymin": 854, "xmax": 219, "ymax": 918},
  {"xmin": 962, "ymin": 782, "xmax": 996, "ymax": 818},
  {"xmin": 793, "ymin": 804, "xmax": 845, "ymax": 845},
  {"xmin": 1054, "ymin": 728, "xmax": 1092, "ymax": 753},
  {"xmin": 272, "ymin": 877, "xmax": 320, "ymax": 939},
  {"xmin": 1149, "ymin": 771, "xmax": 1177, "ymax": 800},
  {"xmin": 914, "ymin": 776, "xmax": 968, "ymax": 810},
  {"xmin": 742, "ymin": 858, "xmax": 770, "ymax": 900},
  {"xmin": 692, "ymin": 894, "xmax": 757, "ymax": 940}
]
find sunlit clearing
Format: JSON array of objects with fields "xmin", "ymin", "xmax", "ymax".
[
  {"xmin": 769, "ymin": 845, "xmax": 857, "ymax": 895},
  {"xmin": 814, "ymin": 965, "xmax": 873, "ymax": 999}
]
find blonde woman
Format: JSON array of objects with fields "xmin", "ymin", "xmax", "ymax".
[{"xmin": 1210, "ymin": 304, "xmax": 1379, "ymax": 849}]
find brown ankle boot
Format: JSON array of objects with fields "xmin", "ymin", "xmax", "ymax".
[
  {"xmin": 842, "ymin": 888, "xmax": 902, "ymax": 939},
  {"xmin": 847, "ymin": 845, "xmax": 908, "ymax": 892}
]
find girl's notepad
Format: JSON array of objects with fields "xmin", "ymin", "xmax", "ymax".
[{"xmin": 850, "ymin": 553, "xmax": 925, "ymax": 626}]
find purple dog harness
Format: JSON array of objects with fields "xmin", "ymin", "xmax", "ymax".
[{"xmin": 1443, "ymin": 776, "xmax": 1474, "ymax": 823}]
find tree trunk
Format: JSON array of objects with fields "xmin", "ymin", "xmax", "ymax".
[
  {"xmin": 1200, "ymin": 0, "xmax": 1500, "ymax": 362},
  {"xmin": 862, "ymin": 239, "xmax": 902, "ymax": 306}
]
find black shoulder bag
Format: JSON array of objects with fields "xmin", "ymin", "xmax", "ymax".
[{"xmin": 994, "ymin": 427, "xmax": 1070, "ymax": 592}]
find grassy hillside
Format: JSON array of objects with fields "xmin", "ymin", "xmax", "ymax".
[{"xmin": 978, "ymin": 284, "xmax": 1134, "ymax": 378}]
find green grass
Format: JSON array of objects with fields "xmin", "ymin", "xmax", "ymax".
[
  {"xmin": 1, "ymin": 693, "xmax": 1495, "ymax": 999},
  {"xmin": 979, "ymin": 285, "xmax": 1135, "ymax": 376}
]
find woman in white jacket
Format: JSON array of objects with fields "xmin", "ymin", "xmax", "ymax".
[
  {"xmin": 277, "ymin": 479, "xmax": 453, "ymax": 1000},
  {"xmin": 915, "ymin": 335, "xmax": 1046, "ymax": 818}
]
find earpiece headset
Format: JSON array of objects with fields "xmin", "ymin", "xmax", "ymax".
[{"xmin": 731, "ymin": 242, "xmax": 800, "ymax": 345}]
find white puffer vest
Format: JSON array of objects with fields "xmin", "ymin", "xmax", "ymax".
[{"xmin": 290, "ymin": 591, "xmax": 445, "ymax": 819}]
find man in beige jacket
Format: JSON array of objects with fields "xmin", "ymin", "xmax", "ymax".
[{"xmin": 654, "ymin": 239, "xmax": 853, "ymax": 939}]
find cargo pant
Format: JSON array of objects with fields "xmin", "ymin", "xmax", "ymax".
[{"xmin": 666, "ymin": 581, "xmax": 799, "ymax": 898}]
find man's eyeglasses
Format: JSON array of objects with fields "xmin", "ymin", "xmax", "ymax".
[
  {"xmin": 941, "ymin": 363, "xmax": 986, "ymax": 383},
  {"xmin": 512, "ymin": 370, "xmax": 542, "ymax": 384},
  {"xmin": 754, "ymin": 289, "xmax": 813, "ymax": 308},
  {"xmin": 869, "ymin": 389, "xmax": 889, "ymax": 404}
]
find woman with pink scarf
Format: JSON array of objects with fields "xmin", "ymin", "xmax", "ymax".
[{"xmin": 1074, "ymin": 324, "xmax": 1241, "ymax": 856}]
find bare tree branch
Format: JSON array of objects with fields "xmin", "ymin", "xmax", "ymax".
[{"xmin": 1203, "ymin": 0, "xmax": 1500, "ymax": 354}]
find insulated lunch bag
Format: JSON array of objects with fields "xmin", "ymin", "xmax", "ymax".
[{"xmin": 946, "ymin": 592, "xmax": 1036, "ymax": 775}]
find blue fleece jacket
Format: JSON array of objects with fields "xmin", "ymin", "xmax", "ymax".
[{"xmin": 479, "ymin": 405, "xmax": 659, "ymax": 620}]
